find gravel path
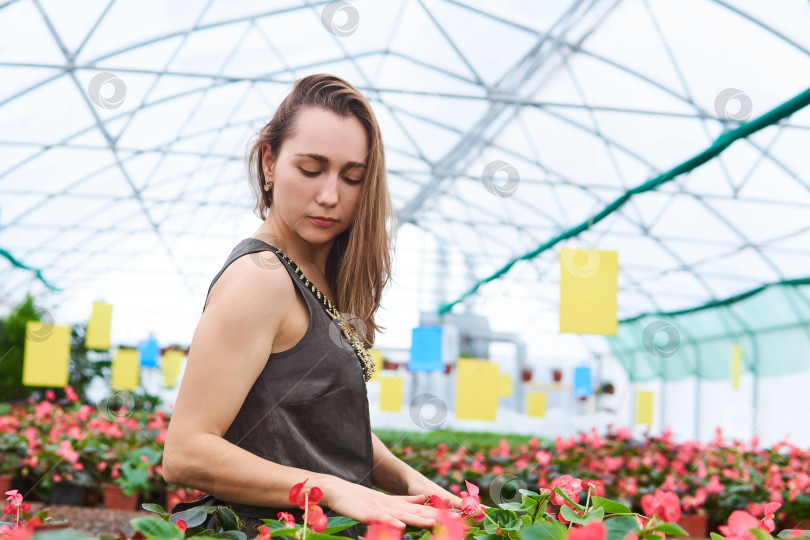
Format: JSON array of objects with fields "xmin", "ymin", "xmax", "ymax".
[{"xmin": 3, "ymin": 501, "xmax": 153, "ymax": 538}]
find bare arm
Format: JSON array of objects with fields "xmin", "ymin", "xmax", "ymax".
[
  {"xmin": 370, "ymin": 432, "xmax": 463, "ymax": 509},
  {"xmin": 163, "ymin": 255, "xmax": 327, "ymax": 507},
  {"xmin": 162, "ymin": 254, "xmax": 445, "ymax": 529}
]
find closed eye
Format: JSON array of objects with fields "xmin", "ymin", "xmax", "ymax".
[{"xmin": 300, "ymin": 167, "xmax": 362, "ymax": 184}]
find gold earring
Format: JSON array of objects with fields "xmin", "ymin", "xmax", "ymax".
[{"xmin": 264, "ymin": 182, "xmax": 273, "ymax": 192}]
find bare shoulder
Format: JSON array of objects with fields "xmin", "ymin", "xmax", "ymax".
[{"xmin": 164, "ymin": 251, "xmax": 292, "ymax": 466}]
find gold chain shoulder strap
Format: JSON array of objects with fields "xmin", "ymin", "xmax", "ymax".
[{"xmin": 272, "ymin": 247, "xmax": 376, "ymax": 383}]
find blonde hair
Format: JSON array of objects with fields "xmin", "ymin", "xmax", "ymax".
[{"xmin": 246, "ymin": 74, "xmax": 396, "ymax": 348}]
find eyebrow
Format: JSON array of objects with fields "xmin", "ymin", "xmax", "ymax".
[{"xmin": 294, "ymin": 153, "xmax": 367, "ymax": 169}]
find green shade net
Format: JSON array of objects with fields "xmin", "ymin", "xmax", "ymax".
[{"xmin": 607, "ymin": 282, "xmax": 810, "ymax": 382}]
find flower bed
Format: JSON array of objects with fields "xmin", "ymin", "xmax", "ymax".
[
  {"xmin": 2, "ymin": 398, "xmax": 810, "ymax": 535},
  {"xmin": 389, "ymin": 427, "xmax": 810, "ymax": 532}
]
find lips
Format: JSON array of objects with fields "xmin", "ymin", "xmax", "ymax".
[
  {"xmin": 309, "ymin": 216, "xmax": 337, "ymax": 226},
  {"xmin": 310, "ymin": 216, "xmax": 336, "ymax": 222}
]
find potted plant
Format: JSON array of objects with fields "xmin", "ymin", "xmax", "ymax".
[
  {"xmin": 782, "ymin": 494, "xmax": 810, "ymax": 531},
  {"xmin": 37, "ymin": 439, "xmax": 93, "ymax": 506},
  {"xmin": 520, "ymin": 366, "xmax": 533, "ymax": 382},
  {"xmin": 104, "ymin": 447, "xmax": 161, "ymax": 510},
  {"xmin": 0, "ymin": 432, "xmax": 26, "ymax": 494},
  {"xmin": 552, "ymin": 368, "xmax": 563, "ymax": 382}
]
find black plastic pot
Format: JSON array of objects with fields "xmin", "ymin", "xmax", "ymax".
[{"xmin": 50, "ymin": 482, "xmax": 86, "ymax": 506}]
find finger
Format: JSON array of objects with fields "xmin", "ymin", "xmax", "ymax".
[
  {"xmin": 373, "ymin": 515, "xmax": 407, "ymax": 529},
  {"xmin": 398, "ymin": 509, "xmax": 437, "ymax": 530},
  {"xmin": 395, "ymin": 494, "xmax": 427, "ymax": 502}
]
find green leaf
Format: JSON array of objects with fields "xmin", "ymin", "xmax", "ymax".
[
  {"xmin": 777, "ymin": 530, "xmax": 810, "ymax": 539},
  {"xmin": 750, "ymin": 528, "xmax": 773, "ymax": 540},
  {"xmin": 171, "ymin": 507, "xmax": 212, "ymax": 528},
  {"xmin": 500, "ymin": 502, "xmax": 529, "ymax": 512},
  {"xmin": 521, "ymin": 515, "xmax": 534, "ymax": 528},
  {"xmin": 653, "ymin": 523, "xmax": 688, "ymax": 536},
  {"xmin": 710, "ymin": 533, "xmax": 726, "ymax": 540},
  {"xmin": 485, "ymin": 509, "xmax": 522, "ymax": 533},
  {"xmin": 142, "ymin": 503, "xmax": 169, "ymax": 516},
  {"xmin": 519, "ymin": 520, "xmax": 568, "ymax": 540},
  {"xmin": 32, "ymin": 529, "xmax": 97, "ymax": 540},
  {"xmin": 131, "ymin": 516, "xmax": 185, "ymax": 540},
  {"xmin": 323, "ymin": 516, "xmax": 359, "ymax": 534},
  {"xmin": 553, "ymin": 487, "xmax": 584, "ymax": 511},
  {"xmin": 292, "ymin": 533, "xmax": 346, "ymax": 540},
  {"xmin": 216, "ymin": 506, "xmax": 240, "ymax": 532},
  {"xmin": 605, "ymin": 515, "xmax": 641, "ymax": 540},
  {"xmin": 583, "ymin": 507, "xmax": 605, "ymax": 524},
  {"xmin": 208, "ymin": 533, "xmax": 247, "ymax": 540},
  {"xmin": 640, "ymin": 534, "xmax": 663, "ymax": 540},
  {"xmin": 591, "ymin": 497, "xmax": 633, "ymax": 516},
  {"xmin": 560, "ymin": 505, "xmax": 586, "ymax": 525},
  {"xmin": 257, "ymin": 519, "xmax": 301, "ymax": 537},
  {"xmin": 519, "ymin": 489, "xmax": 542, "ymax": 499}
]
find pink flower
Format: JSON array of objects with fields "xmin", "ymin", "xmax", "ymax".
[
  {"xmin": 568, "ymin": 522, "xmax": 607, "ymax": 540},
  {"xmin": 176, "ymin": 520, "xmax": 187, "ymax": 532},
  {"xmin": 551, "ymin": 475, "xmax": 583, "ymax": 507},
  {"xmin": 5, "ymin": 490, "xmax": 22, "ymax": 507},
  {"xmin": 430, "ymin": 510, "xmax": 467, "ymax": 540},
  {"xmin": 583, "ymin": 480, "xmax": 605, "ymax": 497},
  {"xmin": 277, "ymin": 511, "xmax": 296, "ymax": 527},
  {"xmin": 366, "ymin": 521, "xmax": 404, "ymax": 540},
  {"xmin": 536, "ymin": 451, "xmax": 552, "ymax": 467},
  {"xmin": 459, "ymin": 481, "xmax": 485, "ymax": 522},
  {"xmin": 288, "ymin": 478, "xmax": 323, "ymax": 510},
  {"xmin": 747, "ymin": 502, "xmax": 781, "ymax": 532},
  {"xmin": 45, "ymin": 390, "xmax": 56, "ymax": 401},
  {"xmin": 641, "ymin": 489, "xmax": 681, "ymax": 523},
  {"xmin": 719, "ymin": 511, "xmax": 762, "ymax": 540},
  {"xmin": 56, "ymin": 440, "xmax": 79, "ymax": 464},
  {"xmin": 426, "ymin": 495, "xmax": 453, "ymax": 510},
  {"xmin": 65, "ymin": 386, "xmax": 78, "ymax": 403},
  {"xmin": 705, "ymin": 475, "xmax": 723, "ymax": 494},
  {"xmin": 257, "ymin": 525, "xmax": 272, "ymax": 540},
  {"xmin": 305, "ymin": 504, "xmax": 328, "ymax": 533}
]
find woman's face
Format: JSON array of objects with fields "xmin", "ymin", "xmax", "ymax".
[{"xmin": 263, "ymin": 106, "xmax": 368, "ymax": 246}]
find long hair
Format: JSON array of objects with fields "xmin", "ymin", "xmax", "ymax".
[{"xmin": 246, "ymin": 74, "xmax": 396, "ymax": 348}]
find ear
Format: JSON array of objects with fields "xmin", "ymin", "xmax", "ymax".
[{"xmin": 261, "ymin": 142, "xmax": 275, "ymax": 178}]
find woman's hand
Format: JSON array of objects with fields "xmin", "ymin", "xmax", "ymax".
[
  {"xmin": 321, "ymin": 477, "xmax": 447, "ymax": 530},
  {"xmin": 406, "ymin": 475, "xmax": 464, "ymax": 510}
]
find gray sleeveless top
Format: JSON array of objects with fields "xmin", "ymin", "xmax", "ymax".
[{"xmin": 171, "ymin": 237, "xmax": 373, "ymax": 539}]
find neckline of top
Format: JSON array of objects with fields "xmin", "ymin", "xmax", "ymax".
[{"xmin": 244, "ymin": 237, "xmax": 339, "ymax": 315}]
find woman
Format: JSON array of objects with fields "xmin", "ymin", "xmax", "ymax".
[{"xmin": 162, "ymin": 74, "xmax": 462, "ymax": 539}]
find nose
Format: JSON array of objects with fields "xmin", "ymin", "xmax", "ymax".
[{"xmin": 315, "ymin": 169, "xmax": 340, "ymax": 206}]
